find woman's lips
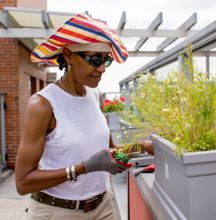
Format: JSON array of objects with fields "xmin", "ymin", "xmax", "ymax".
[{"xmin": 90, "ymin": 75, "xmax": 101, "ymax": 81}]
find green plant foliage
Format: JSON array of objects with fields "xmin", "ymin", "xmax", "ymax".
[
  {"xmin": 119, "ymin": 143, "xmax": 143, "ymax": 154},
  {"xmin": 125, "ymin": 47, "xmax": 216, "ymax": 153},
  {"xmin": 113, "ymin": 151, "xmax": 129, "ymax": 163}
]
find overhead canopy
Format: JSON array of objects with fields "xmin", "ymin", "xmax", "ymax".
[
  {"xmin": 0, "ymin": 7, "xmax": 199, "ymax": 57},
  {"xmin": 119, "ymin": 20, "xmax": 216, "ymax": 86}
]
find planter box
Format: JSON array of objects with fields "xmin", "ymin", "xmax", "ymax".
[
  {"xmin": 106, "ymin": 112, "xmax": 121, "ymax": 131},
  {"xmin": 111, "ymin": 170, "xmax": 128, "ymax": 183},
  {"xmin": 150, "ymin": 133, "xmax": 216, "ymax": 220}
]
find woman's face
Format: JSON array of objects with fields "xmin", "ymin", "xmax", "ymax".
[{"xmin": 65, "ymin": 50, "xmax": 110, "ymax": 88}]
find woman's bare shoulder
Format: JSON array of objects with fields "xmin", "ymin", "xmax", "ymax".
[{"xmin": 26, "ymin": 94, "xmax": 53, "ymax": 119}]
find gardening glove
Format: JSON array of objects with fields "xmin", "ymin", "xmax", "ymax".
[{"xmin": 83, "ymin": 149, "xmax": 132, "ymax": 175}]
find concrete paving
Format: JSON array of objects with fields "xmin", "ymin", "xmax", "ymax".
[{"xmin": 0, "ymin": 172, "xmax": 30, "ymax": 220}]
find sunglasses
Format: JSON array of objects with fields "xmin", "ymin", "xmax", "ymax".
[{"xmin": 76, "ymin": 52, "xmax": 113, "ymax": 68}]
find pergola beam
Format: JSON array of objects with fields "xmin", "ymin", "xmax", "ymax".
[
  {"xmin": 0, "ymin": 11, "xmax": 8, "ymax": 28},
  {"xmin": 115, "ymin": 29, "xmax": 196, "ymax": 38},
  {"xmin": 119, "ymin": 20, "xmax": 216, "ymax": 86},
  {"xmin": 128, "ymin": 51, "xmax": 216, "ymax": 57},
  {"xmin": 179, "ymin": 12, "xmax": 197, "ymax": 30},
  {"xmin": 135, "ymin": 12, "xmax": 162, "ymax": 51},
  {"xmin": 41, "ymin": 10, "xmax": 53, "ymax": 29},
  {"xmin": 118, "ymin": 11, "xmax": 126, "ymax": 30},
  {"xmin": 0, "ymin": 28, "xmax": 197, "ymax": 38},
  {"xmin": 157, "ymin": 13, "xmax": 197, "ymax": 51},
  {"xmin": 128, "ymin": 51, "xmax": 162, "ymax": 57},
  {"xmin": 19, "ymin": 38, "xmax": 38, "ymax": 51},
  {"xmin": 0, "ymin": 28, "xmax": 54, "ymax": 38}
]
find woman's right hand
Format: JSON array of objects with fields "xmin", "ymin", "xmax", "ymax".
[{"xmin": 83, "ymin": 149, "xmax": 131, "ymax": 175}]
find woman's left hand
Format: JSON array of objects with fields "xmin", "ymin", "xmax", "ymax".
[{"xmin": 140, "ymin": 140, "xmax": 154, "ymax": 155}]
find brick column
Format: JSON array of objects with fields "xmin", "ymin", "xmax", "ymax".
[
  {"xmin": 0, "ymin": 0, "xmax": 51, "ymax": 169},
  {"xmin": 0, "ymin": 38, "xmax": 19, "ymax": 168},
  {"xmin": 0, "ymin": 0, "xmax": 17, "ymax": 9}
]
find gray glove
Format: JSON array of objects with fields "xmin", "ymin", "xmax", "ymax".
[{"xmin": 83, "ymin": 149, "xmax": 128, "ymax": 175}]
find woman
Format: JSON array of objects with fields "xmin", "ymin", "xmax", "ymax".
[{"xmin": 15, "ymin": 14, "xmax": 153, "ymax": 220}]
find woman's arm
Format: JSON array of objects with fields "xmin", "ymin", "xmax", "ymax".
[{"xmin": 15, "ymin": 95, "xmax": 85, "ymax": 195}]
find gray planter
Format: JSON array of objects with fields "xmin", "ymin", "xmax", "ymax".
[
  {"xmin": 111, "ymin": 170, "xmax": 128, "ymax": 183},
  {"xmin": 107, "ymin": 112, "xmax": 121, "ymax": 131},
  {"xmin": 150, "ymin": 133, "xmax": 216, "ymax": 220}
]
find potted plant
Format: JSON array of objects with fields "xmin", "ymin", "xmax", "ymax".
[
  {"xmin": 125, "ymin": 48, "xmax": 216, "ymax": 220},
  {"xmin": 103, "ymin": 96, "xmax": 125, "ymax": 131}
]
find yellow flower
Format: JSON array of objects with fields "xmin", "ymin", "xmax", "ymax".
[
  {"xmin": 161, "ymin": 108, "xmax": 170, "ymax": 112},
  {"xmin": 185, "ymin": 123, "xmax": 191, "ymax": 128}
]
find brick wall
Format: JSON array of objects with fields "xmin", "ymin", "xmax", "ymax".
[
  {"xmin": 0, "ymin": 0, "xmax": 55, "ymax": 169},
  {"xmin": 0, "ymin": 0, "xmax": 17, "ymax": 9},
  {"xmin": 0, "ymin": 41, "xmax": 49, "ymax": 169},
  {"xmin": 0, "ymin": 0, "xmax": 18, "ymax": 168},
  {"xmin": 0, "ymin": 0, "xmax": 47, "ymax": 9},
  {"xmin": 0, "ymin": 38, "xmax": 19, "ymax": 168},
  {"xmin": 17, "ymin": 0, "xmax": 47, "ymax": 9}
]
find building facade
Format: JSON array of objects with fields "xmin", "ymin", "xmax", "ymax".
[{"xmin": 0, "ymin": 0, "xmax": 56, "ymax": 169}]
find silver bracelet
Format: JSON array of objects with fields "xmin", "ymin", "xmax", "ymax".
[
  {"xmin": 65, "ymin": 167, "xmax": 71, "ymax": 180},
  {"xmin": 70, "ymin": 165, "xmax": 77, "ymax": 181}
]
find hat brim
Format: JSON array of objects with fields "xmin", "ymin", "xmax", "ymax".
[{"xmin": 31, "ymin": 13, "xmax": 128, "ymax": 65}]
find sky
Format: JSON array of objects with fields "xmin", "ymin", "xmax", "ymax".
[{"xmin": 47, "ymin": 0, "xmax": 216, "ymax": 93}]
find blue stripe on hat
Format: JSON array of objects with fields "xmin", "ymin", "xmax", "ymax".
[{"xmin": 66, "ymin": 20, "xmax": 125, "ymax": 61}]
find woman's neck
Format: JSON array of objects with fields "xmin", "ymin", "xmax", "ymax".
[{"xmin": 59, "ymin": 74, "xmax": 86, "ymax": 97}]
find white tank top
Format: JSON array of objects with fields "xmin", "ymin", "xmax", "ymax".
[{"xmin": 36, "ymin": 83, "xmax": 110, "ymax": 200}]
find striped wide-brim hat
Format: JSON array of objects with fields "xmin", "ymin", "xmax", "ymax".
[{"xmin": 31, "ymin": 13, "xmax": 128, "ymax": 65}]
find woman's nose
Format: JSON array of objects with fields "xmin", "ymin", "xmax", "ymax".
[{"xmin": 96, "ymin": 63, "xmax": 106, "ymax": 73}]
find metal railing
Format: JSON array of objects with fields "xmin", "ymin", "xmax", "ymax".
[
  {"xmin": 0, "ymin": 92, "xmax": 6, "ymax": 173},
  {"xmin": 101, "ymin": 92, "xmax": 121, "ymax": 100},
  {"xmin": 119, "ymin": 20, "xmax": 216, "ymax": 107}
]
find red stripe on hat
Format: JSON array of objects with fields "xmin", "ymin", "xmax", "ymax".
[
  {"xmin": 58, "ymin": 28, "xmax": 101, "ymax": 43},
  {"xmin": 110, "ymin": 47, "xmax": 120, "ymax": 63},
  {"xmin": 49, "ymin": 35, "xmax": 77, "ymax": 45},
  {"xmin": 72, "ymin": 17, "xmax": 111, "ymax": 38},
  {"xmin": 42, "ymin": 43, "xmax": 58, "ymax": 51}
]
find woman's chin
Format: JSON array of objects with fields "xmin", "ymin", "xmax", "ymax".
[{"xmin": 86, "ymin": 81, "xmax": 100, "ymax": 88}]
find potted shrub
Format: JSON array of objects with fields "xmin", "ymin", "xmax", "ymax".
[
  {"xmin": 104, "ymin": 96, "xmax": 125, "ymax": 131},
  {"xmin": 126, "ymin": 49, "xmax": 216, "ymax": 220}
]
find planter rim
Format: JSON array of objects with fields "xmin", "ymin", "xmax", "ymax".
[
  {"xmin": 106, "ymin": 112, "xmax": 121, "ymax": 114},
  {"xmin": 150, "ymin": 133, "xmax": 216, "ymax": 164}
]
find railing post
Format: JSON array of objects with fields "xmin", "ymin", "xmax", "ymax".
[
  {"xmin": 125, "ymin": 82, "xmax": 130, "ymax": 111},
  {"xmin": 206, "ymin": 51, "xmax": 210, "ymax": 79},
  {"xmin": 0, "ymin": 93, "xmax": 6, "ymax": 170},
  {"xmin": 132, "ymin": 78, "xmax": 139, "ymax": 116},
  {"xmin": 178, "ymin": 52, "xmax": 194, "ymax": 81},
  {"xmin": 120, "ymin": 84, "xmax": 123, "ymax": 94}
]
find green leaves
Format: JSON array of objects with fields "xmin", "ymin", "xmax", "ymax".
[
  {"xmin": 126, "ymin": 55, "xmax": 216, "ymax": 153},
  {"xmin": 113, "ymin": 151, "xmax": 129, "ymax": 163}
]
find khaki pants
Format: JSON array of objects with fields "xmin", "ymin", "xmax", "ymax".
[{"xmin": 20, "ymin": 192, "xmax": 118, "ymax": 220}]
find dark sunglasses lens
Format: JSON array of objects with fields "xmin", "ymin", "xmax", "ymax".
[
  {"xmin": 91, "ymin": 57, "xmax": 113, "ymax": 68},
  {"xmin": 91, "ymin": 58, "xmax": 103, "ymax": 67},
  {"xmin": 104, "ymin": 57, "xmax": 113, "ymax": 67}
]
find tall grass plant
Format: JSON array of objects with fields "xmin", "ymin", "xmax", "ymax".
[{"xmin": 125, "ymin": 48, "xmax": 216, "ymax": 153}]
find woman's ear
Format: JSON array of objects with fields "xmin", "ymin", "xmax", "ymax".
[{"xmin": 62, "ymin": 47, "xmax": 75, "ymax": 65}]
